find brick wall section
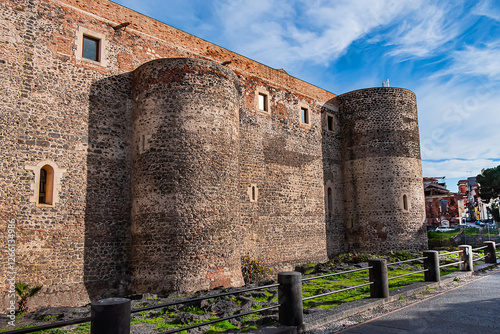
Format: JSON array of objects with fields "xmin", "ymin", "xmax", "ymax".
[
  {"xmin": 237, "ymin": 75, "xmax": 329, "ymax": 271},
  {"xmin": 338, "ymin": 88, "xmax": 428, "ymax": 253}
]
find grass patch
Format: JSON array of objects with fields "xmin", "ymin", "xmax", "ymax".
[
  {"xmin": 302, "ymin": 270, "xmax": 371, "ymax": 309},
  {"xmin": 252, "ymin": 296, "xmax": 268, "ymax": 303},
  {"xmin": 206, "ymin": 320, "xmax": 239, "ymax": 333},
  {"xmin": 180, "ymin": 306, "xmax": 205, "ymax": 315},
  {"xmin": 0, "ymin": 322, "xmax": 91, "ymax": 334}
]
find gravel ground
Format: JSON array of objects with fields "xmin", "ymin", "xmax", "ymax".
[{"xmin": 306, "ymin": 266, "xmax": 500, "ymax": 334}]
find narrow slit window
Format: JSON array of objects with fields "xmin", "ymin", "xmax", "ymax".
[
  {"xmin": 301, "ymin": 107, "xmax": 309, "ymax": 124},
  {"xmin": 403, "ymin": 194, "xmax": 408, "ymax": 211},
  {"xmin": 38, "ymin": 165, "xmax": 54, "ymax": 205},
  {"xmin": 82, "ymin": 35, "xmax": 100, "ymax": 62},
  {"xmin": 252, "ymin": 186, "xmax": 256, "ymax": 201},
  {"xmin": 39, "ymin": 169, "xmax": 47, "ymax": 204},
  {"xmin": 327, "ymin": 115, "xmax": 334, "ymax": 131},
  {"xmin": 258, "ymin": 93, "xmax": 268, "ymax": 112},
  {"xmin": 327, "ymin": 187, "xmax": 333, "ymax": 216}
]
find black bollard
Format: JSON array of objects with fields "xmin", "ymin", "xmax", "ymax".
[
  {"xmin": 91, "ymin": 297, "xmax": 131, "ymax": 334},
  {"xmin": 368, "ymin": 259, "xmax": 389, "ymax": 298},
  {"xmin": 484, "ymin": 241, "xmax": 497, "ymax": 264},
  {"xmin": 458, "ymin": 245, "xmax": 473, "ymax": 272},
  {"xmin": 423, "ymin": 250, "xmax": 440, "ymax": 282},
  {"xmin": 278, "ymin": 271, "xmax": 303, "ymax": 329}
]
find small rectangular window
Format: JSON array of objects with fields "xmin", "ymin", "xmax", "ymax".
[
  {"xmin": 82, "ymin": 35, "xmax": 100, "ymax": 62},
  {"xmin": 258, "ymin": 93, "xmax": 268, "ymax": 112},
  {"xmin": 301, "ymin": 107, "xmax": 309, "ymax": 124},
  {"xmin": 327, "ymin": 115, "xmax": 334, "ymax": 131}
]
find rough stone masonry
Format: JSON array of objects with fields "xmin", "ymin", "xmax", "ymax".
[{"xmin": 0, "ymin": 0, "xmax": 427, "ymax": 309}]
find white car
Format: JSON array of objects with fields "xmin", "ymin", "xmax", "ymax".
[{"xmin": 435, "ymin": 227, "xmax": 455, "ymax": 232}]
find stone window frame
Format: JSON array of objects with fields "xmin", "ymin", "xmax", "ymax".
[
  {"xmin": 255, "ymin": 88, "xmax": 270, "ymax": 114},
  {"xmin": 76, "ymin": 27, "xmax": 107, "ymax": 66},
  {"xmin": 25, "ymin": 161, "xmax": 66, "ymax": 207},
  {"xmin": 299, "ymin": 103, "xmax": 311, "ymax": 128},
  {"xmin": 247, "ymin": 184, "xmax": 259, "ymax": 202}
]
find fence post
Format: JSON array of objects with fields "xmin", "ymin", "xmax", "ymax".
[
  {"xmin": 278, "ymin": 271, "xmax": 303, "ymax": 329},
  {"xmin": 91, "ymin": 297, "xmax": 131, "ymax": 334},
  {"xmin": 423, "ymin": 250, "xmax": 440, "ymax": 282},
  {"xmin": 483, "ymin": 241, "xmax": 497, "ymax": 264},
  {"xmin": 368, "ymin": 259, "xmax": 389, "ymax": 298},
  {"xmin": 458, "ymin": 245, "xmax": 473, "ymax": 271}
]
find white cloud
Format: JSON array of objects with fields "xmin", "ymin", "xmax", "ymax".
[
  {"xmin": 416, "ymin": 76, "xmax": 500, "ymax": 162},
  {"xmin": 384, "ymin": 4, "xmax": 461, "ymax": 58},
  {"xmin": 445, "ymin": 43, "xmax": 500, "ymax": 79},
  {"xmin": 422, "ymin": 159, "xmax": 499, "ymax": 181},
  {"xmin": 472, "ymin": 0, "xmax": 500, "ymax": 21},
  {"xmin": 212, "ymin": 0, "xmax": 418, "ymax": 69}
]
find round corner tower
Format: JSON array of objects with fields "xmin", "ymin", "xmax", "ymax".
[
  {"xmin": 130, "ymin": 58, "xmax": 243, "ymax": 294},
  {"xmin": 338, "ymin": 87, "xmax": 427, "ymax": 253}
]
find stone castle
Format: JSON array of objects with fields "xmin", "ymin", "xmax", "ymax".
[{"xmin": 0, "ymin": 0, "xmax": 427, "ymax": 308}]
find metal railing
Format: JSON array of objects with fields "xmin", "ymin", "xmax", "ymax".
[
  {"xmin": 132, "ymin": 282, "xmax": 280, "ymax": 334},
  {"xmin": 4, "ymin": 241, "xmax": 498, "ymax": 334},
  {"xmin": 301, "ymin": 267, "xmax": 373, "ymax": 302}
]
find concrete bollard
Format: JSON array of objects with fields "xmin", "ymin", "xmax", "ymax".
[
  {"xmin": 278, "ymin": 271, "xmax": 303, "ymax": 329},
  {"xmin": 91, "ymin": 297, "xmax": 131, "ymax": 334},
  {"xmin": 458, "ymin": 245, "xmax": 473, "ymax": 271},
  {"xmin": 423, "ymin": 250, "xmax": 440, "ymax": 282},
  {"xmin": 368, "ymin": 259, "xmax": 389, "ymax": 298},
  {"xmin": 484, "ymin": 241, "xmax": 497, "ymax": 264}
]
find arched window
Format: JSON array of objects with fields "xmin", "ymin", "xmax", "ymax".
[
  {"xmin": 403, "ymin": 194, "xmax": 408, "ymax": 211},
  {"xmin": 327, "ymin": 187, "xmax": 333, "ymax": 216},
  {"xmin": 38, "ymin": 165, "xmax": 54, "ymax": 205}
]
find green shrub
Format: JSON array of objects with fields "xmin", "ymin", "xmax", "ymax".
[
  {"xmin": 337, "ymin": 252, "xmax": 373, "ymax": 263},
  {"xmin": 388, "ymin": 250, "xmax": 413, "ymax": 262},
  {"xmin": 15, "ymin": 282, "xmax": 43, "ymax": 313},
  {"xmin": 241, "ymin": 254, "xmax": 272, "ymax": 284}
]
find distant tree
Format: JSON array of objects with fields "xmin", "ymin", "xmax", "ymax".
[
  {"xmin": 476, "ymin": 165, "xmax": 500, "ymax": 202},
  {"xmin": 487, "ymin": 203, "xmax": 500, "ymax": 222}
]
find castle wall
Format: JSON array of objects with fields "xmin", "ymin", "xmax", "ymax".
[
  {"xmin": 321, "ymin": 103, "xmax": 348, "ymax": 256},
  {"xmin": 338, "ymin": 88, "xmax": 427, "ymax": 253},
  {"xmin": 131, "ymin": 58, "xmax": 243, "ymax": 293},
  {"xmin": 0, "ymin": 0, "xmax": 339, "ymax": 308},
  {"xmin": 237, "ymin": 77, "xmax": 331, "ymax": 270},
  {"xmin": 0, "ymin": 0, "xmax": 133, "ymax": 308},
  {"xmin": 0, "ymin": 0, "xmax": 428, "ymax": 311}
]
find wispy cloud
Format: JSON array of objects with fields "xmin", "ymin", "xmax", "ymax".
[
  {"xmin": 445, "ymin": 43, "xmax": 500, "ymax": 79},
  {"xmin": 416, "ymin": 76, "xmax": 500, "ymax": 161},
  {"xmin": 472, "ymin": 0, "xmax": 500, "ymax": 21},
  {"xmin": 212, "ymin": 0, "xmax": 418, "ymax": 69},
  {"xmin": 422, "ymin": 159, "xmax": 500, "ymax": 179},
  {"xmin": 384, "ymin": 3, "xmax": 462, "ymax": 58}
]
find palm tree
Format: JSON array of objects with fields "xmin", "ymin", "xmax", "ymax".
[{"xmin": 15, "ymin": 283, "xmax": 42, "ymax": 313}]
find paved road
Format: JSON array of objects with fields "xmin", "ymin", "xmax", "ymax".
[{"xmin": 338, "ymin": 272, "xmax": 500, "ymax": 334}]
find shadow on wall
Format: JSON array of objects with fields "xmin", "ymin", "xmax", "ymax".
[
  {"xmin": 84, "ymin": 72, "xmax": 133, "ymax": 300},
  {"xmin": 321, "ymin": 97, "xmax": 348, "ymax": 258}
]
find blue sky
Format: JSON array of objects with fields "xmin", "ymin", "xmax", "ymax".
[{"xmin": 113, "ymin": 0, "xmax": 500, "ymax": 192}]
